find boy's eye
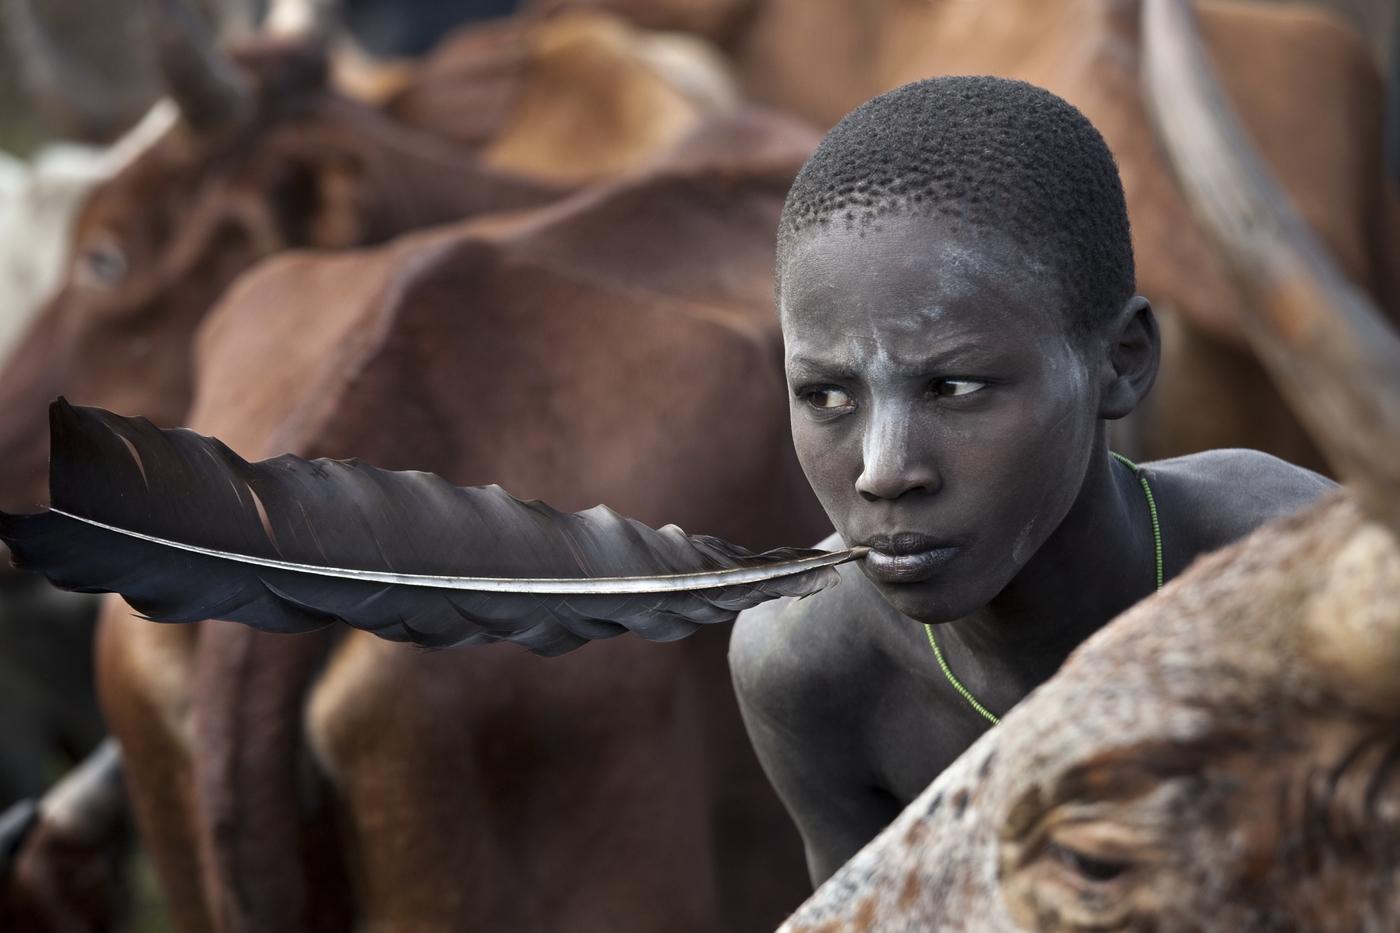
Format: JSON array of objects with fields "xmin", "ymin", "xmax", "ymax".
[
  {"xmin": 929, "ymin": 379, "xmax": 987, "ymax": 398},
  {"xmin": 802, "ymin": 387, "xmax": 853, "ymax": 411}
]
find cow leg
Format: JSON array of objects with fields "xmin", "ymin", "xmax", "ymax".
[
  {"xmin": 1138, "ymin": 306, "xmax": 1329, "ymax": 473},
  {"xmin": 94, "ymin": 598, "xmax": 212, "ymax": 932},
  {"xmin": 307, "ymin": 634, "xmax": 723, "ymax": 932},
  {"xmin": 188, "ymin": 622, "xmax": 349, "ymax": 933}
]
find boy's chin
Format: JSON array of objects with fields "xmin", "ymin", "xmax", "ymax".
[{"xmin": 864, "ymin": 574, "xmax": 986, "ymax": 626}]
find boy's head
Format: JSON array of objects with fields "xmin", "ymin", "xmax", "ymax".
[
  {"xmin": 777, "ymin": 75, "xmax": 1134, "ymax": 336},
  {"xmin": 776, "ymin": 76, "xmax": 1157, "ymax": 623}
]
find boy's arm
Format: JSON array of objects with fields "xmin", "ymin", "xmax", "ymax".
[{"xmin": 730, "ymin": 598, "xmax": 901, "ymax": 885}]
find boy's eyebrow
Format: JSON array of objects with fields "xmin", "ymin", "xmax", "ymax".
[
  {"xmin": 785, "ymin": 355, "xmax": 855, "ymax": 375},
  {"xmin": 786, "ymin": 342, "xmax": 1004, "ymax": 377}
]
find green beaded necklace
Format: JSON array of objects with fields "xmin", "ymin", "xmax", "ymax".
[{"xmin": 923, "ymin": 452, "xmax": 1163, "ymax": 726}]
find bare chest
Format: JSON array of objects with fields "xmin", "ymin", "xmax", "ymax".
[{"xmin": 858, "ymin": 641, "xmax": 1000, "ymax": 806}]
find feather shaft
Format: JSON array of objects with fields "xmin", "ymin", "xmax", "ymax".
[{"xmin": 47, "ymin": 507, "xmax": 866, "ymax": 593}]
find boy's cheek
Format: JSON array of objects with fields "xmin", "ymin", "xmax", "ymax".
[
  {"xmin": 795, "ymin": 431, "xmax": 856, "ymax": 518},
  {"xmin": 789, "ymin": 416, "xmax": 854, "ymax": 493},
  {"xmin": 800, "ymin": 465, "xmax": 856, "ymax": 535}
]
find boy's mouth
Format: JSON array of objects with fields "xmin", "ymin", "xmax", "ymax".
[{"xmin": 860, "ymin": 533, "xmax": 960, "ymax": 583}]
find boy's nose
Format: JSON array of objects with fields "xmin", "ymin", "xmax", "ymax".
[{"xmin": 855, "ymin": 411, "xmax": 941, "ymax": 501}]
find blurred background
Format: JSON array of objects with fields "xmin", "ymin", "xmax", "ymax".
[
  {"xmin": 0, "ymin": 1, "xmax": 1394, "ymax": 931},
  {"xmin": 0, "ymin": 0, "xmax": 1391, "ymax": 155}
]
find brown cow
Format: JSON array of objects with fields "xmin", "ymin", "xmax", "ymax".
[
  {"xmin": 728, "ymin": 0, "xmax": 1400, "ymax": 474},
  {"xmin": 383, "ymin": 10, "xmax": 738, "ymax": 182},
  {"xmin": 527, "ymin": 0, "xmax": 755, "ymax": 48},
  {"xmin": 94, "ymin": 108, "xmax": 828, "ymax": 932},
  {"xmin": 0, "ymin": 10, "xmax": 552, "ymax": 898},
  {"xmin": 0, "ymin": 6, "xmax": 744, "ymax": 927},
  {"xmin": 0, "ymin": 3, "xmax": 744, "ymax": 514},
  {"xmin": 0, "ymin": 0, "xmax": 734, "ymax": 754},
  {"xmin": 782, "ymin": 2, "xmax": 1400, "ymax": 928},
  {"xmin": 0, "ymin": 1, "xmax": 560, "ymax": 515}
]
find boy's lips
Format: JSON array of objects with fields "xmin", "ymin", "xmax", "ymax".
[{"xmin": 858, "ymin": 533, "xmax": 961, "ymax": 583}]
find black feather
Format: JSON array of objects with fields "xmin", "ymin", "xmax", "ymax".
[{"xmin": 0, "ymin": 401, "xmax": 854, "ymax": 655}]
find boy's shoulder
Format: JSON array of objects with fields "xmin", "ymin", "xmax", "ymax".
[
  {"xmin": 1145, "ymin": 448, "xmax": 1336, "ymax": 556},
  {"xmin": 730, "ymin": 532, "xmax": 895, "ymax": 725}
]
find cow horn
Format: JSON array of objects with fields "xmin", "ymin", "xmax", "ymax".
[
  {"xmin": 0, "ymin": 739, "xmax": 125, "ymax": 887},
  {"xmin": 1142, "ymin": 0, "xmax": 1400, "ymax": 534},
  {"xmin": 36, "ymin": 738, "xmax": 125, "ymax": 847},
  {"xmin": 143, "ymin": 0, "xmax": 252, "ymax": 135},
  {"xmin": 0, "ymin": 798, "xmax": 37, "ymax": 877}
]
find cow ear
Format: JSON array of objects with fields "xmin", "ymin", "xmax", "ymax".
[{"xmin": 1097, "ymin": 296, "xmax": 1160, "ymax": 421}]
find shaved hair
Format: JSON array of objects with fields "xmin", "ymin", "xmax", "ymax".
[{"xmin": 778, "ymin": 76, "xmax": 1135, "ymax": 334}]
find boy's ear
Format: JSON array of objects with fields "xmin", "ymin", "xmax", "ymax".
[{"xmin": 1097, "ymin": 296, "xmax": 1159, "ymax": 420}]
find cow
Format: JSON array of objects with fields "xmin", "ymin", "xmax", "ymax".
[
  {"xmin": 526, "ymin": 0, "xmax": 755, "ymax": 49},
  {"xmin": 89, "ymin": 107, "xmax": 829, "ymax": 932},
  {"xmin": 0, "ymin": 0, "xmax": 556, "ymax": 858},
  {"xmin": 0, "ymin": 104, "xmax": 242, "ymax": 844},
  {"xmin": 0, "ymin": 6, "xmax": 744, "ymax": 926},
  {"xmin": 726, "ymin": 0, "xmax": 1400, "ymax": 475},
  {"xmin": 0, "ymin": 101, "xmax": 186, "ymax": 368},
  {"xmin": 0, "ymin": 1, "xmax": 567, "ymax": 515},
  {"xmin": 0, "ymin": 0, "xmax": 734, "ymax": 750},
  {"xmin": 381, "ymin": 9, "xmax": 738, "ymax": 181},
  {"xmin": 781, "ymin": 2, "xmax": 1400, "ymax": 928},
  {"xmin": 0, "ymin": 1, "xmax": 749, "ymax": 514},
  {"xmin": 0, "ymin": 145, "xmax": 108, "ymax": 364}
]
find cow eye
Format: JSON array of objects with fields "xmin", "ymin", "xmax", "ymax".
[
  {"xmin": 76, "ymin": 237, "xmax": 128, "ymax": 289},
  {"xmin": 1049, "ymin": 842, "xmax": 1131, "ymax": 882}
]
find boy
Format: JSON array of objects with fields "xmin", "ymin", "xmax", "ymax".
[{"xmin": 728, "ymin": 76, "xmax": 1332, "ymax": 884}]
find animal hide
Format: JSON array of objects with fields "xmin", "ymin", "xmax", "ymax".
[{"xmin": 0, "ymin": 401, "xmax": 857, "ymax": 655}]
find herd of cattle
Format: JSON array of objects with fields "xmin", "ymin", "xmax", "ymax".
[{"xmin": 0, "ymin": 0, "xmax": 1396, "ymax": 930}]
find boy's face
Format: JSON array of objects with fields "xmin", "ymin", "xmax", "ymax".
[{"xmin": 779, "ymin": 213, "xmax": 1102, "ymax": 624}]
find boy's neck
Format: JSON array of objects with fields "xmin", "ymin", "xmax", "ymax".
[{"xmin": 946, "ymin": 436, "xmax": 1157, "ymax": 666}]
